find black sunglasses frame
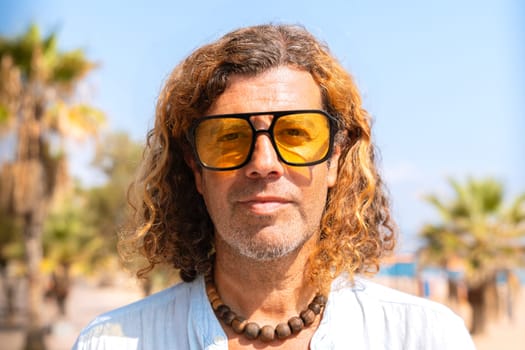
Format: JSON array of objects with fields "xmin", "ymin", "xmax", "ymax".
[{"xmin": 188, "ymin": 109, "xmax": 337, "ymax": 171}]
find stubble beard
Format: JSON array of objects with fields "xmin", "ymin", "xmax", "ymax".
[{"xmin": 216, "ymin": 212, "xmax": 319, "ymax": 262}]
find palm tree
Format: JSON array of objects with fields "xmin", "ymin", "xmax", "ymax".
[
  {"xmin": 418, "ymin": 177, "xmax": 525, "ymax": 335},
  {"xmin": 0, "ymin": 211, "xmax": 23, "ymax": 324},
  {"xmin": 43, "ymin": 184, "xmax": 112, "ymax": 315},
  {"xmin": 0, "ymin": 24, "xmax": 104, "ymax": 349}
]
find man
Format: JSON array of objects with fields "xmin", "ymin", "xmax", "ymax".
[{"xmin": 74, "ymin": 24, "xmax": 474, "ymax": 349}]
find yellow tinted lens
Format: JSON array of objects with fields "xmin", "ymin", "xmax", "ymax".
[
  {"xmin": 195, "ymin": 118, "xmax": 252, "ymax": 168},
  {"xmin": 274, "ymin": 113, "xmax": 330, "ymax": 164}
]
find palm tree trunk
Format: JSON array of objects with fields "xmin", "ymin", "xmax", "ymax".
[
  {"xmin": 23, "ymin": 210, "xmax": 47, "ymax": 350},
  {"xmin": 485, "ymin": 275, "xmax": 500, "ymax": 321},
  {"xmin": 18, "ymin": 96, "xmax": 48, "ymax": 350},
  {"xmin": 467, "ymin": 283, "xmax": 487, "ymax": 335},
  {"xmin": 0, "ymin": 262, "xmax": 17, "ymax": 325}
]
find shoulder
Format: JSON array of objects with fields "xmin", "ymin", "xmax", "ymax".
[
  {"xmin": 88, "ymin": 280, "xmax": 192, "ymax": 326},
  {"xmin": 322, "ymin": 275, "xmax": 475, "ymax": 349},
  {"xmin": 331, "ymin": 275, "xmax": 457, "ymax": 316},
  {"xmin": 72, "ymin": 279, "xmax": 199, "ymax": 350}
]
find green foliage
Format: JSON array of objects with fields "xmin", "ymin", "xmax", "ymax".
[
  {"xmin": 0, "ymin": 24, "xmax": 37, "ymax": 79},
  {"xmin": 44, "ymin": 101, "xmax": 106, "ymax": 140},
  {"xmin": 52, "ymin": 49, "xmax": 96, "ymax": 85},
  {"xmin": 0, "ymin": 104, "xmax": 8, "ymax": 124},
  {"xmin": 0, "ymin": 24, "xmax": 95, "ymax": 88},
  {"xmin": 92, "ymin": 132, "xmax": 142, "ymax": 178},
  {"xmin": 85, "ymin": 132, "xmax": 142, "ymax": 235},
  {"xmin": 419, "ymin": 177, "xmax": 525, "ymax": 287},
  {"xmin": 40, "ymin": 132, "xmax": 143, "ymax": 276},
  {"xmin": 0, "ymin": 211, "xmax": 23, "ymax": 264},
  {"xmin": 43, "ymin": 187, "xmax": 113, "ymax": 273}
]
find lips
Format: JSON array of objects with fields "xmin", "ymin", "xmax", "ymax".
[{"xmin": 237, "ymin": 196, "xmax": 292, "ymax": 214}]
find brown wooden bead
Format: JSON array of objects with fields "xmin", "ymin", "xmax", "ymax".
[
  {"xmin": 313, "ymin": 295, "xmax": 327, "ymax": 305},
  {"xmin": 211, "ymin": 298, "xmax": 224, "ymax": 310},
  {"xmin": 231, "ymin": 316, "xmax": 247, "ymax": 334},
  {"xmin": 215, "ymin": 304, "xmax": 230, "ymax": 318},
  {"xmin": 288, "ymin": 316, "xmax": 304, "ymax": 334},
  {"xmin": 222, "ymin": 310, "xmax": 237, "ymax": 325},
  {"xmin": 244, "ymin": 322, "xmax": 260, "ymax": 340},
  {"xmin": 205, "ymin": 284, "xmax": 214, "ymax": 294},
  {"xmin": 300, "ymin": 309, "xmax": 316, "ymax": 326},
  {"xmin": 259, "ymin": 325, "xmax": 275, "ymax": 342},
  {"xmin": 208, "ymin": 291, "xmax": 221, "ymax": 304},
  {"xmin": 308, "ymin": 302, "xmax": 321, "ymax": 315},
  {"xmin": 275, "ymin": 322, "xmax": 292, "ymax": 339}
]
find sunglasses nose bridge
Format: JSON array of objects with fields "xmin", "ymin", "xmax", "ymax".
[
  {"xmin": 250, "ymin": 128, "xmax": 278, "ymax": 157},
  {"xmin": 243, "ymin": 128, "xmax": 285, "ymax": 175},
  {"xmin": 253, "ymin": 128, "xmax": 271, "ymax": 137},
  {"xmin": 249, "ymin": 118, "xmax": 276, "ymax": 151},
  {"xmin": 249, "ymin": 113, "xmax": 273, "ymax": 130}
]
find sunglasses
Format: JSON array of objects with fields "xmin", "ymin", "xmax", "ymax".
[{"xmin": 188, "ymin": 110, "xmax": 336, "ymax": 171}]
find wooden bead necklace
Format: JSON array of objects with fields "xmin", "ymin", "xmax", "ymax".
[{"xmin": 204, "ymin": 272, "xmax": 327, "ymax": 342}]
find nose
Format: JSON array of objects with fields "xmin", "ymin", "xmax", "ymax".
[{"xmin": 243, "ymin": 132, "xmax": 284, "ymax": 179}]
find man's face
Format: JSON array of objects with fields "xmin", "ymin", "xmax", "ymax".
[{"xmin": 189, "ymin": 66, "xmax": 340, "ymax": 261}]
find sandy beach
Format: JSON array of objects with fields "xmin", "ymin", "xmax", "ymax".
[{"xmin": 0, "ymin": 277, "xmax": 523, "ymax": 349}]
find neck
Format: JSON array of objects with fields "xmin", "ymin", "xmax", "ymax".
[{"xmin": 213, "ymin": 233, "xmax": 319, "ymax": 324}]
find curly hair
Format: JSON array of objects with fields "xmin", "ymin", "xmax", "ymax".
[{"xmin": 119, "ymin": 24, "xmax": 396, "ymax": 290}]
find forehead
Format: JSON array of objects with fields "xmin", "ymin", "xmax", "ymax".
[{"xmin": 206, "ymin": 66, "xmax": 323, "ymax": 116}]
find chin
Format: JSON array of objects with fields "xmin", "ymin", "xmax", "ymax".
[{"xmin": 236, "ymin": 238, "xmax": 306, "ymax": 261}]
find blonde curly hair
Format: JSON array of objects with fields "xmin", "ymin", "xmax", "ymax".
[{"xmin": 119, "ymin": 24, "xmax": 396, "ymax": 290}]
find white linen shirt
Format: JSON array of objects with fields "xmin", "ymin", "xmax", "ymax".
[{"xmin": 73, "ymin": 275, "xmax": 475, "ymax": 349}]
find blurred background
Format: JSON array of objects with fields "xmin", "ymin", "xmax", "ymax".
[{"xmin": 0, "ymin": 0, "xmax": 523, "ymax": 349}]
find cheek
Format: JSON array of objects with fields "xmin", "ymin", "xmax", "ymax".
[
  {"xmin": 298, "ymin": 167, "xmax": 331, "ymax": 204},
  {"xmin": 196, "ymin": 170, "xmax": 236, "ymax": 205}
]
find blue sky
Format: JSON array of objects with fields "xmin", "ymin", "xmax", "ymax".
[{"xmin": 1, "ymin": 0, "xmax": 524, "ymax": 252}]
